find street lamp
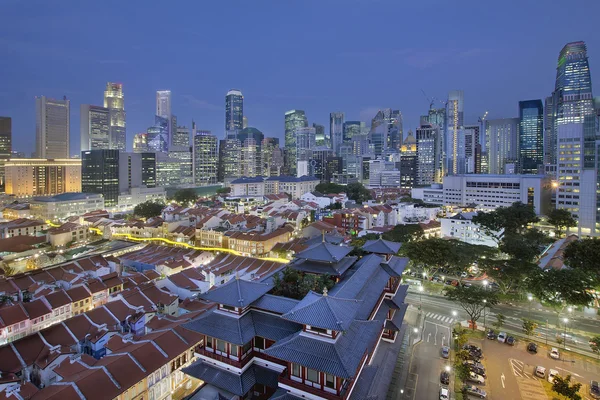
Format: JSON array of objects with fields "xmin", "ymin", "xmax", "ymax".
[
  {"xmin": 452, "ymin": 310, "xmax": 457, "ymax": 317},
  {"xmin": 527, "ymin": 294, "xmax": 533, "ymax": 319},
  {"xmin": 418, "ymin": 285, "xmax": 424, "ymax": 312},
  {"xmin": 563, "ymin": 318, "xmax": 568, "ymax": 349},
  {"xmin": 483, "ymin": 280, "xmax": 488, "ymax": 288},
  {"xmin": 445, "ymin": 365, "xmax": 451, "ymax": 372}
]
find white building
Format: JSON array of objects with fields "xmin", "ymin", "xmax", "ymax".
[
  {"xmin": 300, "ymin": 192, "xmax": 332, "ymax": 208},
  {"xmin": 441, "ymin": 212, "xmax": 499, "ymax": 247},
  {"xmin": 116, "ymin": 187, "xmax": 166, "ymax": 212},
  {"xmin": 230, "ymin": 176, "xmax": 319, "ymax": 200},
  {"xmin": 411, "ymin": 184, "xmax": 444, "ymax": 205},
  {"xmin": 30, "ymin": 193, "xmax": 105, "ymax": 220}
]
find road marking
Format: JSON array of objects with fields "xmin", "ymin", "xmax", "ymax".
[
  {"xmin": 424, "ymin": 312, "xmax": 455, "ymax": 325},
  {"xmin": 501, "ymin": 373, "xmax": 506, "ymax": 388},
  {"xmin": 427, "ymin": 333, "xmax": 431, "ymax": 343},
  {"xmin": 554, "ymin": 366, "xmax": 582, "ymax": 377},
  {"xmin": 510, "ymin": 358, "xmax": 524, "ymax": 377}
]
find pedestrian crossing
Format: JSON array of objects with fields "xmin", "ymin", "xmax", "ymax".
[{"xmin": 424, "ymin": 312, "xmax": 455, "ymax": 324}]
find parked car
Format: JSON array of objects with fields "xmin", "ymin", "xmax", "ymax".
[
  {"xmin": 550, "ymin": 347, "xmax": 560, "ymax": 359},
  {"xmin": 506, "ymin": 336, "xmax": 515, "ymax": 345},
  {"xmin": 441, "ymin": 346, "xmax": 450, "ymax": 359},
  {"xmin": 534, "ymin": 366, "xmax": 546, "ymax": 378},
  {"xmin": 440, "ymin": 371, "xmax": 450, "ymax": 385},
  {"xmin": 464, "ymin": 360, "xmax": 485, "ymax": 370},
  {"xmin": 527, "ymin": 342, "xmax": 538, "ymax": 353},
  {"xmin": 467, "ymin": 365, "xmax": 486, "ymax": 378},
  {"xmin": 486, "ymin": 330, "xmax": 497, "ymax": 340},
  {"xmin": 439, "ymin": 387, "xmax": 450, "ymax": 400},
  {"xmin": 548, "ymin": 369, "xmax": 559, "ymax": 384},
  {"xmin": 497, "ymin": 332, "xmax": 507, "ymax": 343},
  {"xmin": 590, "ymin": 380, "xmax": 600, "ymax": 399},
  {"xmin": 466, "ymin": 352, "xmax": 482, "ymax": 362},
  {"xmin": 463, "ymin": 344, "xmax": 482, "ymax": 353},
  {"xmin": 467, "ymin": 372, "xmax": 485, "ymax": 384},
  {"xmin": 463, "ymin": 384, "xmax": 487, "ymax": 398}
]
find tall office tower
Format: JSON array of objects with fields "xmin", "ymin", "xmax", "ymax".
[
  {"xmin": 464, "ymin": 125, "xmax": 481, "ymax": 174},
  {"xmin": 80, "ymin": 105, "xmax": 110, "ymax": 151},
  {"xmin": 141, "ymin": 152, "xmax": 156, "ymax": 188},
  {"xmin": 416, "ymin": 123, "xmax": 443, "ymax": 185},
  {"xmin": 343, "ymin": 121, "xmax": 366, "ymax": 142},
  {"xmin": 313, "ymin": 123, "xmax": 326, "ymax": 147},
  {"xmin": 487, "ymin": 118, "xmax": 519, "ymax": 174},
  {"xmin": 238, "ymin": 127, "xmax": 264, "ymax": 177},
  {"xmin": 156, "ymin": 90, "xmax": 171, "ymax": 119},
  {"xmin": 329, "ymin": 112, "xmax": 345, "ymax": 154},
  {"xmin": 35, "ymin": 96, "xmax": 70, "ymax": 158},
  {"xmin": 445, "ymin": 90, "xmax": 464, "ymax": 175},
  {"xmin": 147, "ymin": 116, "xmax": 169, "ymax": 153},
  {"xmin": 133, "ymin": 133, "xmax": 149, "ymax": 153},
  {"xmin": 0, "ymin": 117, "xmax": 12, "ymax": 186},
  {"xmin": 193, "ymin": 131, "xmax": 218, "ymax": 185},
  {"xmin": 225, "ymin": 89, "xmax": 244, "ymax": 131},
  {"xmin": 218, "ymin": 138, "xmax": 241, "ymax": 183},
  {"xmin": 173, "ymin": 126, "xmax": 190, "ymax": 147},
  {"xmin": 243, "ymin": 116, "xmax": 248, "ymax": 129},
  {"xmin": 543, "ymin": 96, "xmax": 556, "ymax": 169},
  {"xmin": 370, "ymin": 109, "xmax": 403, "ymax": 154},
  {"xmin": 295, "ymin": 127, "xmax": 316, "ymax": 164},
  {"xmin": 309, "ymin": 147, "xmax": 334, "ymax": 182},
  {"xmin": 284, "ymin": 110, "xmax": 308, "ymax": 175},
  {"xmin": 519, "ymin": 100, "xmax": 544, "ymax": 174},
  {"xmin": 399, "ymin": 130, "xmax": 417, "ymax": 189},
  {"xmin": 104, "ymin": 82, "xmax": 126, "ymax": 151},
  {"xmin": 552, "ymin": 42, "xmax": 596, "ymax": 233},
  {"xmin": 81, "ymin": 149, "xmax": 120, "ymax": 206},
  {"xmin": 5, "ymin": 158, "xmax": 81, "ymax": 196},
  {"xmin": 168, "ymin": 146, "xmax": 193, "ymax": 185},
  {"xmin": 262, "ymin": 137, "xmax": 282, "ymax": 177}
]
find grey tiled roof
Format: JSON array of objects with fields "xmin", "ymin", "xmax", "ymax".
[
  {"xmin": 362, "ymin": 238, "xmax": 401, "ymax": 255},
  {"xmin": 282, "ymin": 291, "xmax": 361, "ymax": 331},
  {"xmin": 385, "ymin": 285, "xmax": 408, "ymax": 309},
  {"xmin": 304, "ymin": 233, "xmax": 345, "ymax": 246},
  {"xmin": 383, "ymin": 256, "xmax": 409, "ymax": 276},
  {"xmin": 385, "ymin": 304, "xmax": 408, "ymax": 332},
  {"xmin": 269, "ymin": 389, "xmax": 305, "ymax": 400},
  {"xmin": 183, "ymin": 309, "xmax": 301, "ymax": 345},
  {"xmin": 264, "ymin": 320, "xmax": 383, "ymax": 378},
  {"xmin": 349, "ymin": 364, "xmax": 380, "ymax": 400},
  {"xmin": 251, "ymin": 294, "xmax": 300, "ymax": 314},
  {"xmin": 288, "ymin": 256, "xmax": 357, "ymax": 276},
  {"xmin": 182, "ymin": 360, "xmax": 279, "ymax": 396},
  {"xmin": 295, "ymin": 242, "xmax": 352, "ymax": 263},
  {"xmin": 199, "ymin": 277, "xmax": 272, "ymax": 308}
]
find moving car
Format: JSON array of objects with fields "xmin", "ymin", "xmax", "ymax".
[
  {"xmin": 463, "ymin": 385, "xmax": 487, "ymax": 398},
  {"xmin": 548, "ymin": 369, "xmax": 559, "ymax": 384},
  {"xmin": 506, "ymin": 336, "xmax": 515, "ymax": 345},
  {"xmin": 550, "ymin": 347, "xmax": 560, "ymax": 359},
  {"xmin": 590, "ymin": 380, "xmax": 600, "ymax": 399},
  {"xmin": 497, "ymin": 332, "xmax": 507, "ymax": 343},
  {"xmin": 439, "ymin": 387, "xmax": 450, "ymax": 400},
  {"xmin": 534, "ymin": 366, "xmax": 546, "ymax": 378},
  {"xmin": 467, "ymin": 371, "xmax": 485, "ymax": 384},
  {"xmin": 440, "ymin": 370, "xmax": 450, "ymax": 385},
  {"xmin": 441, "ymin": 346, "xmax": 450, "ymax": 359},
  {"xmin": 527, "ymin": 342, "xmax": 538, "ymax": 353},
  {"xmin": 486, "ymin": 330, "xmax": 497, "ymax": 340}
]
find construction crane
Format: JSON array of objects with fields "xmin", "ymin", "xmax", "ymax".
[
  {"xmin": 421, "ymin": 89, "xmax": 437, "ymax": 110},
  {"xmin": 478, "ymin": 111, "xmax": 489, "ymax": 124}
]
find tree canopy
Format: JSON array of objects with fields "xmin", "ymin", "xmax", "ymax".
[
  {"xmin": 133, "ymin": 201, "xmax": 165, "ymax": 219},
  {"xmin": 382, "ymin": 224, "xmax": 423, "ymax": 243},
  {"xmin": 551, "ymin": 374, "xmax": 582, "ymax": 400},
  {"xmin": 564, "ymin": 238, "xmax": 600, "ymax": 283},
  {"xmin": 315, "ymin": 182, "xmax": 345, "ymax": 194},
  {"xmin": 216, "ymin": 187, "xmax": 231, "ymax": 195},
  {"xmin": 472, "ymin": 201, "xmax": 539, "ymax": 238},
  {"xmin": 272, "ymin": 267, "xmax": 334, "ymax": 300},
  {"xmin": 547, "ymin": 209, "xmax": 577, "ymax": 238},
  {"xmin": 346, "ymin": 182, "xmax": 372, "ymax": 203},
  {"xmin": 173, "ymin": 189, "xmax": 198, "ymax": 205},
  {"xmin": 527, "ymin": 268, "xmax": 594, "ymax": 309},
  {"xmin": 444, "ymin": 285, "xmax": 498, "ymax": 329}
]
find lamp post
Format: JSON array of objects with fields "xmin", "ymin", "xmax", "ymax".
[
  {"xmin": 418, "ymin": 285, "xmax": 424, "ymax": 312},
  {"xmin": 552, "ymin": 180, "xmax": 559, "ymax": 210},
  {"xmin": 527, "ymin": 294, "xmax": 533, "ymax": 319},
  {"xmin": 483, "ymin": 299, "xmax": 487, "ymax": 330},
  {"xmin": 563, "ymin": 318, "xmax": 568, "ymax": 349}
]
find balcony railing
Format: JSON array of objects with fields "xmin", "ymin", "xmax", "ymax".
[{"xmin": 279, "ymin": 372, "xmax": 347, "ymax": 400}]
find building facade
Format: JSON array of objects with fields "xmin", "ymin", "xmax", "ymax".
[
  {"xmin": 330, "ymin": 112, "xmax": 345, "ymax": 155},
  {"xmin": 5, "ymin": 158, "xmax": 81, "ymax": 197},
  {"xmin": 519, "ymin": 100, "xmax": 544, "ymax": 174},
  {"xmin": 193, "ymin": 131, "xmax": 218, "ymax": 185},
  {"xmin": 445, "ymin": 90, "xmax": 464, "ymax": 175},
  {"xmin": 0, "ymin": 116, "xmax": 12, "ymax": 186},
  {"xmin": 284, "ymin": 110, "xmax": 308, "ymax": 175},
  {"xmin": 416, "ymin": 123, "xmax": 443, "ymax": 185},
  {"xmin": 30, "ymin": 193, "xmax": 105, "ymax": 220},
  {"xmin": 104, "ymin": 82, "xmax": 126, "ymax": 151},
  {"xmin": 35, "ymin": 96, "xmax": 70, "ymax": 159},
  {"xmin": 487, "ymin": 118, "xmax": 519, "ymax": 175},
  {"xmin": 81, "ymin": 149, "xmax": 120, "ymax": 206},
  {"xmin": 80, "ymin": 104, "xmax": 110, "ymax": 152},
  {"xmin": 225, "ymin": 89, "xmax": 244, "ymax": 131}
]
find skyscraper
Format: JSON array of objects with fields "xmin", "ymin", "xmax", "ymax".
[
  {"xmin": 262, "ymin": 137, "xmax": 283, "ymax": 177},
  {"xmin": 416, "ymin": 123, "xmax": 443, "ymax": 185},
  {"xmin": 399, "ymin": 130, "xmax": 417, "ymax": 189},
  {"xmin": 519, "ymin": 100, "xmax": 544, "ymax": 174},
  {"xmin": 80, "ymin": 105, "xmax": 110, "ymax": 151},
  {"xmin": 81, "ymin": 149, "xmax": 120, "ymax": 206},
  {"xmin": 543, "ymin": 95, "xmax": 556, "ymax": 169},
  {"xmin": 445, "ymin": 90, "xmax": 464, "ymax": 175},
  {"xmin": 193, "ymin": 131, "xmax": 218, "ymax": 185},
  {"xmin": 104, "ymin": 82, "xmax": 126, "ymax": 151},
  {"xmin": 133, "ymin": 133, "xmax": 149, "ymax": 153},
  {"xmin": 0, "ymin": 117, "xmax": 12, "ymax": 186},
  {"xmin": 147, "ymin": 116, "xmax": 170, "ymax": 153},
  {"xmin": 487, "ymin": 118, "xmax": 519, "ymax": 174},
  {"xmin": 36, "ymin": 96, "xmax": 70, "ymax": 158},
  {"xmin": 552, "ymin": 42, "xmax": 596, "ymax": 233},
  {"xmin": 329, "ymin": 112, "xmax": 345, "ymax": 154},
  {"xmin": 313, "ymin": 123, "xmax": 326, "ymax": 147},
  {"xmin": 225, "ymin": 89, "xmax": 244, "ymax": 131},
  {"xmin": 218, "ymin": 138, "xmax": 241, "ymax": 183},
  {"xmin": 295, "ymin": 127, "xmax": 316, "ymax": 174},
  {"xmin": 284, "ymin": 110, "xmax": 308, "ymax": 175},
  {"xmin": 156, "ymin": 90, "xmax": 171, "ymax": 119},
  {"xmin": 343, "ymin": 121, "xmax": 366, "ymax": 142},
  {"xmin": 370, "ymin": 109, "xmax": 403, "ymax": 155},
  {"xmin": 238, "ymin": 127, "xmax": 264, "ymax": 177},
  {"xmin": 172, "ymin": 126, "xmax": 190, "ymax": 147},
  {"xmin": 464, "ymin": 125, "xmax": 481, "ymax": 174}
]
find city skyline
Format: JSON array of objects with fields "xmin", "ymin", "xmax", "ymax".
[{"xmin": 1, "ymin": 1, "xmax": 599, "ymax": 156}]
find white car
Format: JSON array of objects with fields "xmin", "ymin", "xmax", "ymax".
[
  {"xmin": 534, "ymin": 366, "xmax": 546, "ymax": 378},
  {"xmin": 548, "ymin": 369, "xmax": 559, "ymax": 384},
  {"xmin": 439, "ymin": 387, "xmax": 449, "ymax": 400},
  {"xmin": 550, "ymin": 347, "xmax": 560, "ymax": 359},
  {"xmin": 468, "ymin": 371, "xmax": 485, "ymax": 384},
  {"xmin": 497, "ymin": 332, "xmax": 507, "ymax": 343}
]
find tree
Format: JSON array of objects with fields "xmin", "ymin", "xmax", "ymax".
[
  {"xmin": 272, "ymin": 267, "xmax": 334, "ymax": 300},
  {"xmin": 133, "ymin": 201, "xmax": 165, "ymax": 219},
  {"xmin": 453, "ymin": 327, "xmax": 469, "ymax": 350},
  {"xmin": 482, "ymin": 259, "xmax": 538, "ymax": 295},
  {"xmin": 454, "ymin": 361, "xmax": 471, "ymax": 382},
  {"xmin": 326, "ymin": 202, "xmax": 342, "ymax": 210},
  {"xmin": 552, "ymin": 374, "xmax": 582, "ymax": 400},
  {"xmin": 173, "ymin": 189, "xmax": 198, "ymax": 205},
  {"xmin": 472, "ymin": 201, "xmax": 539, "ymax": 238},
  {"xmin": 493, "ymin": 313, "xmax": 505, "ymax": 330},
  {"xmin": 589, "ymin": 335, "xmax": 600, "ymax": 359},
  {"xmin": 564, "ymin": 238, "xmax": 600, "ymax": 282},
  {"xmin": 527, "ymin": 268, "xmax": 594, "ymax": 310},
  {"xmin": 315, "ymin": 182, "xmax": 345, "ymax": 194},
  {"xmin": 522, "ymin": 318, "xmax": 538, "ymax": 336},
  {"xmin": 346, "ymin": 182, "xmax": 372, "ymax": 203},
  {"xmin": 547, "ymin": 209, "xmax": 577, "ymax": 238},
  {"xmin": 216, "ymin": 187, "xmax": 231, "ymax": 195},
  {"xmin": 402, "ymin": 238, "xmax": 455, "ymax": 278},
  {"xmin": 500, "ymin": 229, "xmax": 551, "ymax": 262},
  {"xmin": 381, "ymin": 224, "xmax": 423, "ymax": 243},
  {"xmin": 444, "ymin": 285, "xmax": 498, "ymax": 330}
]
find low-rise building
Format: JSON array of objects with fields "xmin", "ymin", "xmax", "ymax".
[
  {"xmin": 440, "ymin": 212, "xmax": 499, "ymax": 247},
  {"xmin": 0, "ymin": 218, "xmax": 47, "ymax": 239},
  {"xmin": 230, "ymin": 175, "xmax": 319, "ymax": 200},
  {"xmin": 115, "ymin": 186, "xmax": 167, "ymax": 212},
  {"xmin": 4, "ymin": 158, "xmax": 82, "ymax": 197},
  {"xmin": 227, "ymin": 225, "xmax": 294, "ymax": 256},
  {"xmin": 2, "ymin": 203, "xmax": 31, "ymax": 220},
  {"xmin": 30, "ymin": 193, "xmax": 105, "ymax": 221},
  {"xmin": 47, "ymin": 222, "xmax": 88, "ymax": 247}
]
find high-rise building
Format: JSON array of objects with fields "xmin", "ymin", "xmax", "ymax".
[
  {"xmin": 487, "ymin": 118, "xmax": 519, "ymax": 175},
  {"xmin": 193, "ymin": 131, "xmax": 218, "ymax": 185},
  {"xmin": 519, "ymin": 100, "xmax": 544, "ymax": 174},
  {"xmin": 313, "ymin": 123, "xmax": 327, "ymax": 147},
  {"xmin": 5, "ymin": 158, "xmax": 80, "ymax": 197},
  {"xmin": 173, "ymin": 126, "xmax": 190, "ymax": 147},
  {"xmin": 147, "ymin": 116, "xmax": 170, "ymax": 153},
  {"xmin": 399, "ymin": 130, "xmax": 417, "ymax": 189},
  {"xmin": 445, "ymin": 90, "xmax": 464, "ymax": 175},
  {"xmin": 156, "ymin": 90, "xmax": 171, "ymax": 119},
  {"xmin": 0, "ymin": 117, "xmax": 12, "ymax": 186},
  {"xmin": 464, "ymin": 125, "xmax": 481, "ymax": 174},
  {"xmin": 36, "ymin": 96, "xmax": 70, "ymax": 158},
  {"xmin": 238, "ymin": 127, "xmax": 264, "ymax": 177},
  {"xmin": 262, "ymin": 138, "xmax": 283, "ymax": 177},
  {"xmin": 330, "ymin": 112, "xmax": 345, "ymax": 154},
  {"xmin": 243, "ymin": 116, "xmax": 248, "ymax": 129},
  {"xmin": 295, "ymin": 127, "xmax": 316, "ymax": 166},
  {"xmin": 141, "ymin": 152, "xmax": 156, "ymax": 188},
  {"xmin": 81, "ymin": 149, "xmax": 120, "ymax": 206},
  {"xmin": 416, "ymin": 123, "xmax": 443, "ymax": 185},
  {"xmin": 543, "ymin": 95, "xmax": 556, "ymax": 169},
  {"xmin": 104, "ymin": 82, "xmax": 126, "ymax": 151},
  {"xmin": 284, "ymin": 110, "xmax": 308, "ymax": 175},
  {"xmin": 133, "ymin": 133, "xmax": 149, "ymax": 153},
  {"xmin": 343, "ymin": 121, "xmax": 366, "ymax": 142},
  {"xmin": 309, "ymin": 147, "xmax": 334, "ymax": 182},
  {"xmin": 370, "ymin": 109, "xmax": 403, "ymax": 155},
  {"xmin": 552, "ymin": 42, "xmax": 596, "ymax": 234},
  {"xmin": 225, "ymin": 89, "xmax": 244, "ymax": 131},
  {"xmin": 218, "ymin": 138, "xmax": 241, "ymax": 183},
  {"xmin": 80, "ymin": 105, "xmax": 110, "ymax": 151}
]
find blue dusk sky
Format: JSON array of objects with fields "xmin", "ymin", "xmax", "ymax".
[{"xmin": 1, "ymin": 0, "xmax": 599, "ymax": 156}]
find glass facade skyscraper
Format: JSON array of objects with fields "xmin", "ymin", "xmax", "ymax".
[
  {"xmin": 518, "ymin": 100, "xmax": 544, "ymax": 174},
  {"xmin": 0, "ymin": 117, "xmax": 11, "ymax": 186},
  {"xmin": 225, "ymin": 89, "xmax": 244, "ymax": 131},
  {"xmin": 36, "ymin": 96, "xmax": 70, "ymax": 159},
  {"xmin": 81, "ymin": 149, "xmax": 120, "ymax": 206},
  {"xmin": 329, "ymin": 112, "xmax": 344, "ymax": 154},
  {"xmin": 284, "ymin": 110, "xmax": 308, "ymax": 175},
  {"xmin": 104, "ymin": 83, "xmax": 126, "ymax": 151},
  {"xmin": 445, "ymin": 90, "xmax": 464, "ymax": 175}
]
